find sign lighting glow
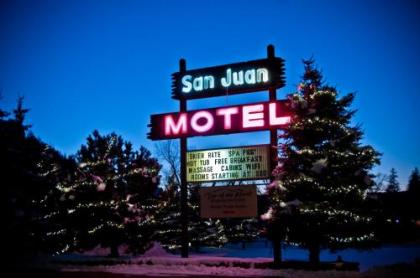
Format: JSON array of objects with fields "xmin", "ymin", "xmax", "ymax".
[
  {"xmin": 148, "ymin": 101, "xmax": 291, "ymax": 140},
  {"xmin": 186, "ymin": 145, "xmax": 270, "ymax": 183},
  {"xmin": 172, "ymin": 58, "xmax": 285, "ymax": 100},
  {"xmin": 181, "ymin": 68, "xmax": 269, "ymax": 93}
]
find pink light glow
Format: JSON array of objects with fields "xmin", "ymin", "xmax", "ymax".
[
  {"xmin": 216, "ymin": 107, "xmax": 239, "ymax": 129},
  {"xmin": 150, "ymin": 100, "xmax": 291, "ymax": 140},
  {"xmin": 242, "ymin": 104, "xmax": 264, "ymax": 128},
  {"xmin": 269, "ymin": 102, "xmax": 291, "ymax": 125},
  {"xmin": 190, "ymin": 111, "xmax": 214, "ymax": 133},
  {"xmin": 164, "ymin": 114, "xmax": 187, "ymax": 135}
]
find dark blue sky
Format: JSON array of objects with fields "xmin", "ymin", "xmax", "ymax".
[{"xmin": 1, "ymin": 0, "xmax": 419, "ymax": 187}]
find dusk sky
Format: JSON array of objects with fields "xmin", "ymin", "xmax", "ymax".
[{"xmin": 1, "ymin": 0, "xmax": 419, "ymax": 187}]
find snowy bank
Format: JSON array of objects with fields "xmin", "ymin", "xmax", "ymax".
[
  {"xmin": 50, "ymin": 242, "xmax": 361, "ymax": 277},
  {"xmin": 45, "ymin": 242, "xmax": 420, "ymax": 277}
]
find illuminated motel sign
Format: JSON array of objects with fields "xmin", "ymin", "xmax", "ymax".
[
  {"xmin": 148, "ymin": 45, "xmax": 286, "ymax": 230},
  {"xmin": 172, "ymin": 58, "xmax": 285, "ymax": 100},
  {"xmin": 147, "ymin": 101, "xmax": 291, "ymax": 140}
]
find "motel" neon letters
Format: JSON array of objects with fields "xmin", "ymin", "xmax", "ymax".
[{"xmin": 148, "ymin": 101, "xmax": 291, "ymax": 140}]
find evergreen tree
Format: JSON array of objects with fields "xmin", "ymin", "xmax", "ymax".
[
  {"xmin": 220, "ymin": 217, "xmax": 259, "ymax": 249},
  {"xmin": 153, "ymin": 175, "xmax": 183, "ymax": 251},
  {"xmin": 407, "ymin": 168, "xmax": 419, "ymax": 194},
  {"xmin": 37, "ymin": 152, "xmax": 78, "ymax": 255},
  {"xmin": 53, "ymin": 131, "xmax": 161, "ymax": 256},
  {"xmin": 261, "ymin": 179, "xmax": 291, "ymax": 265},
  {"xmin": 123, "ymin": 146, "xmax": 162, "ymax": 254},
  {"xmin": 188, "ymin": 184, "xmax": 227, "ymax": 251},
  {"xmin": 154, "ymin": 141, "xmax": 227, "ymax": 252},
  {"xmin": 0, "ymin": 99, "xmax": 9, "ymax": 119},
  {"xmin": 13, "ymin": 96, "xmax": 31, "ymax": 130},
  {"xmin": 386, "ymin": 168, "xmax": 400, "ymax": 192},
  {"xmin": 1, "ymin": 98, "xmax": 69, "ymax": 263},
  {"xmin": 155, "ymin": 180, "xmax": 227, "ymax": 252},
  {"xmin": 268, "ymin": 59, "xmax": 380, "ymax": 264},
  {"xmin": 407, "ymin": 167, "xmax": 420, "ymax": 222},
  {"xmin": 219, "ymin": 182, "xmax": 259, "ymax": 249}
]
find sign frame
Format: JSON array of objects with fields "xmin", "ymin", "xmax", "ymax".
[{"xmin": 186, "ymin": 144, "xmax": 271, "ymax": 183}]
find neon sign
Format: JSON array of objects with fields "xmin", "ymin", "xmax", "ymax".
[
  {"xmin": 148, "ymin": 100, "xmax": 291, "ymax": 140},
  {"xmin": 181, "ymin": 68, "xmax": 269, "ymax": 93},
  {"xmin": 172, "ymin": 58, "xmax": 285, "ymax": 100}
]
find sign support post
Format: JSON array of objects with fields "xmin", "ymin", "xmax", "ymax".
[
  {"xmin": 268, "ymin": 44, "xmax": 278, "ymax": 162},
  {"xmin": 179, "ymin": 58, "xmax": 189, "ymax": 258},
  {"xmin": 268, "ymin": 44, "xmax": 282, "ymax": 265}
]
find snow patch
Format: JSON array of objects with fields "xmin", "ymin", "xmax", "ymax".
[
  {"xmin": 79, "ymin": 244, "xmax": 130, "ymax": 256},
  {"xmin": 61, "ymin": 262, "xmax": 359, "ymax": 278},
  {"xmin": 311, "ymin": 158, "xmax": 328, "ymax": 173},
  {"xmin": 142, "ymin": 242, "xmax": 175, "ymax": 257},
  {"xmin": 261, "ymin": 208, "xmax": 273, "ymax": 221}
]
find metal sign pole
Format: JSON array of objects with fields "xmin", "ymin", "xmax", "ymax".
[
  {"xmin": 267, "ymin": 45, "xmax": 278, "ymax": 168},
  {"xmin": 179, "ymin": 58, "xmax": 189, "ymax": 258},
  {"xmin": 267, "ymin": 44, "xmax": 282, "ymax": 265}
]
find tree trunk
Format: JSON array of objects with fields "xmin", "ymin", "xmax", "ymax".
[
  {"xmin": 272, "ymin": 239, "xmax": 282, "ymax": 266},
  {"xmin": 110, "ymin": 244, "xmax": 119, "ymax": 257},
  {"xmin": 308, "ymin": 243, "xmax": 320, "ymax": 265}
]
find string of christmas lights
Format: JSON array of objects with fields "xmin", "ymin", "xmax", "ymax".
[
  {"xmin": 328, "ymin": 232, "xmax": 375, "ymax": 243},
  {"xmin": 309, "ymin": 90, "xmax": 337, "ymax": 99},
  {"xmin": 299, "ymin": 207, "xmax": 372, "ymax": 222}
]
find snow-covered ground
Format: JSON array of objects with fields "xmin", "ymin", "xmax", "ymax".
[
  {"xmin": 55, "ymin": 243, "xmax": 354, "ymax": 277},
  {"xmin": 48, "ymin": 241, "xmax": 420, "ymax": 277},
  {"xmin": 199, "ymin": 240, "xmax": 420, "ymax": 271},
  {"xmin": 61, "ymin": 264, "xmax": 360, "ymax": 278}
]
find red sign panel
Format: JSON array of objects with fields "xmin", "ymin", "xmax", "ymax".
[{"xmin": 148, "ymin": 100, "xmax": 291, "ymax": 140}]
